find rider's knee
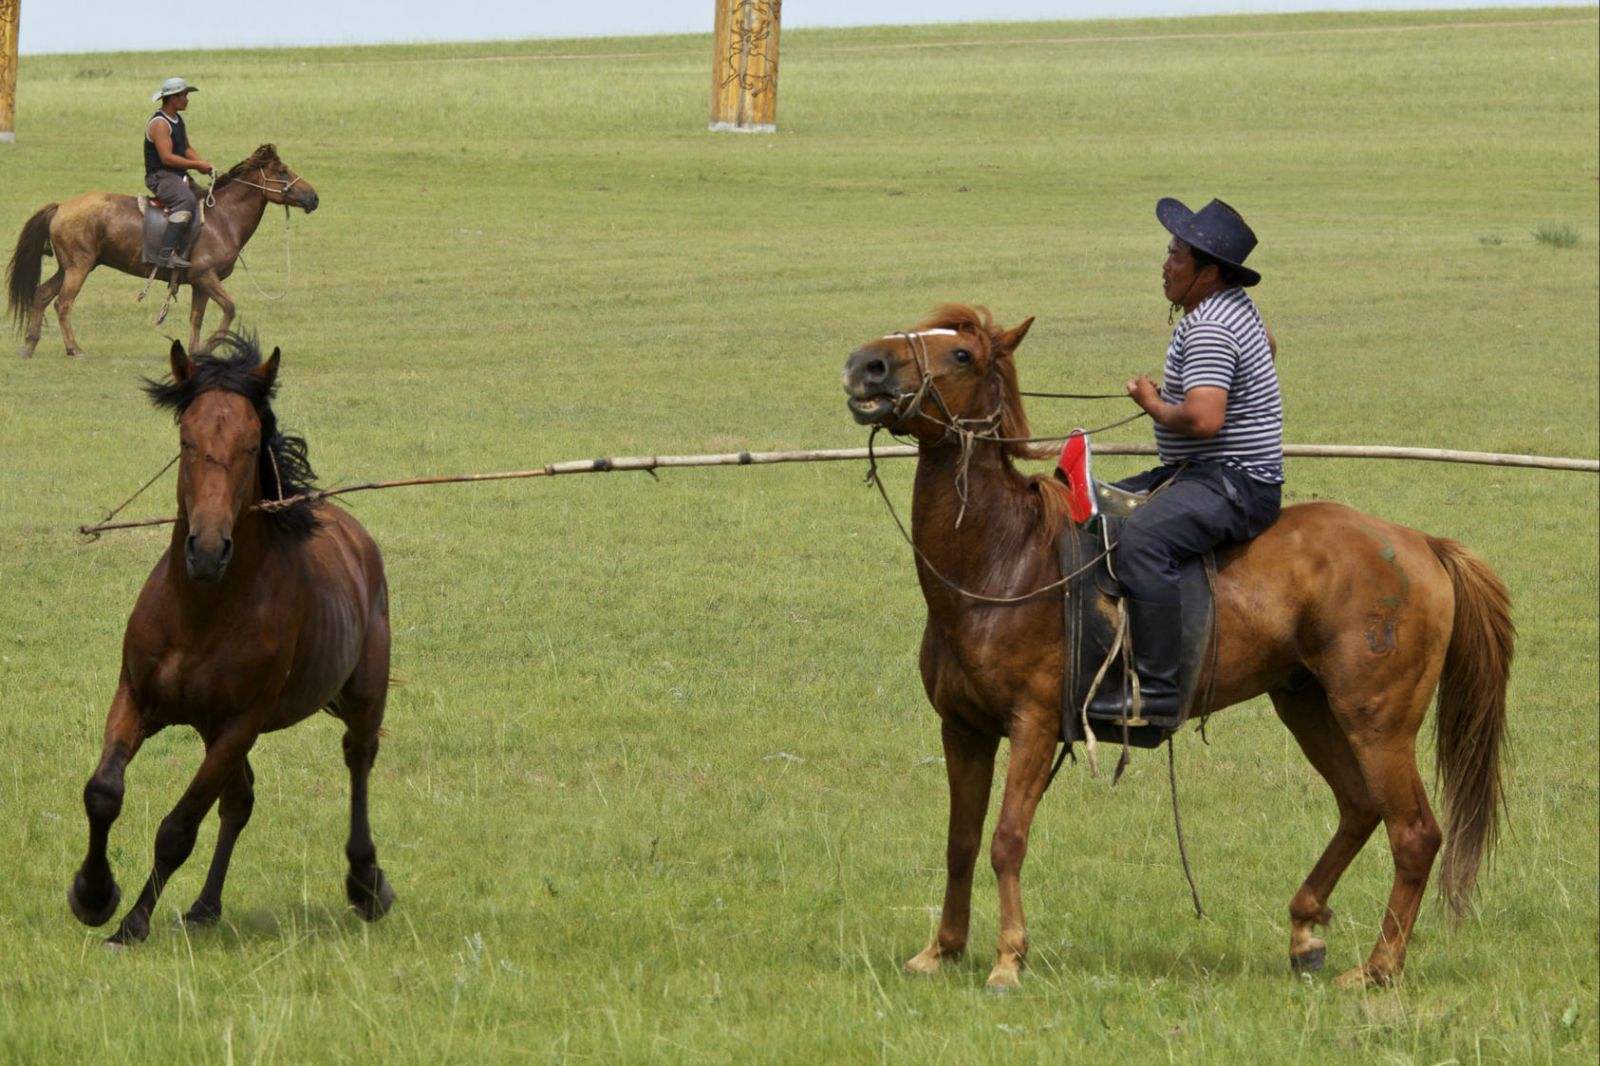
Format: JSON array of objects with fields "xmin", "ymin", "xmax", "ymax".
[{"xmin": 169, "ymin": 210, "xmax": 192, "ymax": 224}]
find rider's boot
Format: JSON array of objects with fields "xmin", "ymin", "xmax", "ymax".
[
  {"xmin": 1088, "ymin": 598, "xmax": 1183, "ymax": 726},
  {"xmin": 156, "ymin": 216, "xmax": 191, "ymax": 270}
]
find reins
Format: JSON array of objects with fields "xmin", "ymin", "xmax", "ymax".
[{"xmin": 231, "ymin": 169, "xmax": 297, "ymax": 302}]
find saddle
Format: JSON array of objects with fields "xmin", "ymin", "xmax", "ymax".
[
  {"xmin": 1055, "ymin": 434, "xmax": 1217, "ymax": 750},
  {"xmin": 137, "ymin": 194, "xmax": 205, "ymax": 268}
]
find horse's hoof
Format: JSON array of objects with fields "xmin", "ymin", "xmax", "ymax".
[
  {"xmin": 904, "ymin": 946, "xmax": 947, "ymax": 976},
  {"xmin": 348, "ymin": 868, "xmax": 395, "ymax": 922},
  {"xmin": 67, "ymin": 874, "xmax": 121, "ymax": 927},
  {"xmin": 105, "ymin": 917, "xmax": 149, "ymax": 947},
  {"xmin": 1334, "ymin": 965, "xmax": 1390, "ymax": 990},
  {"xmin": 66, "ymin": 348, "xmax": 85, "ymax": 360},
  {"xmin": 1290, "ymin": 946, "xmax": 1326, "ymax": 975},
  {"xmin": 181, "ymin": 900, "xmax": 222, "ymax": 927},
  {"xmin": 19, "ymin": 345, "xmax": 34, "ymax": 359},
  {"xmin": 985, "ymin": 966, "xmax": 1022, "ymax": 994}
]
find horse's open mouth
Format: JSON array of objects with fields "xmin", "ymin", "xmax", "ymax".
[{"xmin": 847, "ymin": 394, "xmax": 896, "ymax": 425}]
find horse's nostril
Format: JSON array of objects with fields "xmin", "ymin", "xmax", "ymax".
[
  {"xmin": 185, "ymin": 534, "xmax": 199, "ymax": 557},
  {"xmin": 218, "ymin": 537, "xmax": 234, "ymax": 563},
  {"xmin": 866, "ymin": 358, "xmax": 888, "ymax": 381}
]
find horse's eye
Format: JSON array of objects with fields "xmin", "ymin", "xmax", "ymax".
[{"xmin": 953, "ymin": 348, "xmax": 973, "ymax": 366}]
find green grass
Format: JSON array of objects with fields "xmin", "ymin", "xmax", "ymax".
[
  {"xmin": 1533, "ymin": 222, "xmax": 1582, "ymax": 248},
  {"xmin": 1, "ymin": 7, "xmax": 1597, "ymax": 1062}
]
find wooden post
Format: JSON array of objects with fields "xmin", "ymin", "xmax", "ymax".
[
  {"xmin": 710, "ymin": 0, "xmax": 780, "ymax": 133},
  {"xmin": 0, "ymin": 0, "xmax": 17, "ymax": 144}
]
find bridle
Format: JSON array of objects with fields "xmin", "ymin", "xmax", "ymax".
[
  {"xmin": 229, "ymin": 168, "xmax": 304, "ymax": 202},
  {"xmin": 861, "ymin": 328, "xmax": 1126, "ymax": 605}
]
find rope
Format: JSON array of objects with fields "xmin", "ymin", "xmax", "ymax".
[
  {"xmin": 1019, "ymin": 389, "xmax": 1125, "ymax": 400},
  {"xmin": 80, "ymin": 453, "xmax": 179, "ymax": 541},
  {"xmin": 1169, "ymin": 737, "xmax": 1206, "ymax": 919},
  {"xmin": 234, "ymin": 204, "xmax": 291, "ymax": 302}
]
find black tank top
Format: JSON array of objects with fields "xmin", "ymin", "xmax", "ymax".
[{"xmin": 144, "ymin": 111, "xmax": 189, "ymax": 176}]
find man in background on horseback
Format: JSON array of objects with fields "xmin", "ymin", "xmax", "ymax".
[
  {"xmin": 1093, "ymin": 197, "xmax": 1283, "ymax": 724},
  {"xmin": 144, "ymin": 77, "xmax": 214, "ymax": 270}
]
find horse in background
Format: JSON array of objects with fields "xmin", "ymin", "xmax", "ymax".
[
  {"xmin": 841, "ymin": 305, "xmax": 1512, "ymax": 990},
  {"xmin": 68, "ymin": 334, "xmax": 394, "ymax": 944},
  {"xmin": 7, "ymin": 144, "xmax": 317, "ymax": 359}
]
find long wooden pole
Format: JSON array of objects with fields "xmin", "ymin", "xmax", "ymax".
[
  {"xmin": 76, "ymin": 440, "xmax": 1600, "ymax": 537},
  {"xmin": 0, "ymin": 0, "xmax": 18, "ymax": 144},
  {"xmin": 710, "ymin": 0, "xmax": 781, "ymax": 132}
]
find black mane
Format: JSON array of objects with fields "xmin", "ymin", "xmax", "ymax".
[{"xmin": 143, "ymin": 332, "xmax": 320, "ymax": 538}]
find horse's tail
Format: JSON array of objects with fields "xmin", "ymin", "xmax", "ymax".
[
  {"xmin": 7, "ymin": 204, "xmax": 58, "ymax": 328},
  {"xmin": 1427, "ymin": 535, "xmax": 1514, "ymax": 918}
]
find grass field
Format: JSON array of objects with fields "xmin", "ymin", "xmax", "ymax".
[{"xmin": 1, "ymin": 6, "xmax": 1597, "ymax": 1061}]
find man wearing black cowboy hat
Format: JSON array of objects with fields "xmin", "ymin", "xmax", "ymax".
[{"xmin": 1089, "ymin": 197, "xmax": 1283, "ymax": 726}]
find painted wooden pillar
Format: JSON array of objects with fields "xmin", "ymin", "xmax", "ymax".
[
  {"xmin": 710, "ymin": 0, "xmax": 780, "ymax": 133},
  {"xmin": 0, "ymin": 0, "xmax": 17, "ymax": 144}
]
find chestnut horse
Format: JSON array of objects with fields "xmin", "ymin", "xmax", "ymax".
[
  {"xmin": 68, "ymin": 334, "xmax": 394, "ymax": 945},
  {"xmin": 841, "ymin": 305, "xmax": 1512, "ymax": 990},
  {"xmin": 7, "ymin": 144, "xmax": 318, "ymax": 359}
]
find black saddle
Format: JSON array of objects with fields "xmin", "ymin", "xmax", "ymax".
[
  {"xmin": 1057, "ymin": 482, "xmax": 1217, "ymax": 750},
  {"xmin": 137, "ymin": 195, "xmax": 204, "ymax": 267}
]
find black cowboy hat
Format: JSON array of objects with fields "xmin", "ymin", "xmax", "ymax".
[{"xmin": 1156, "ymin": 197, "xmax": 1261, "ymax": 287}]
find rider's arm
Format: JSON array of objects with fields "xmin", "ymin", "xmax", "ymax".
[
  {"xmin": 1127, "ymin": 378, "xmax": 1227, "ymax": 439},
  {"xmin": 147, "ymin": 119, "xmax": 213, "ymax": 174},
  {"xmin": 182, "ymin": 140, "xmax": 213, "ymax": 174}
]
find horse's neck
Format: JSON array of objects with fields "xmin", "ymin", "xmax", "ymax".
[
  {"xmin": 910, "ymin": 441, "xmax": 1050, "ymax": 610},
  {"xmin": 210, "ymin": 181, "xmax": 270, "ymax": 250}
]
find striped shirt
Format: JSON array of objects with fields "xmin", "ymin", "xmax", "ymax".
[{"xmin": 1154, "ymin": 286, "xmax": 1284, "ymax": 483}]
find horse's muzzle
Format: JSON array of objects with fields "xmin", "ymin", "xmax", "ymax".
[
  {"xmin": 299, "ymin": 191, "xmax": 320, "ymax": 213},
  {"xmin": 185, "ymin": 532, "xmax": 234, "ymax": 583},
  {"xmin": 843, "ymin": 347, "xmax": 898, "ymax": 425}
]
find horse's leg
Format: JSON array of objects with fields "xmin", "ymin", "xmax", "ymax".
[
  {"xmin": 985, "ymin": 710, "xmax": 1059, "ymax": 992},
  {"xmin": 107, "ymin": 722, "xmax": 259, "ymax": 945},
  {"xmin": 339, "ymin": 618, "xmax": 395, "ymax": 921},
  {"xmin": 186, "ymin": 284, "xmax": 211, "ymax": 353},
  {"xmin": 1331, "ymin": 681, "xmax": 1441, "ymax": 988},
  {"xmin": 20, "ymin": 268, "xmax": 63, "ymax": 359},
  {"xmin": 1270, "ymin": 685, "xmax": 1380, "ymax": 974},
  {"xmin": 193, "ymin": 272, "xmax": 236, "ymax": 347},
  {"xmin": 68, "ymin": 685, "xmax": 145, "ymax": 926},
  {"xmin": 180, "ymin": 757, "xmax": 255, "ymax": 926},
  {"xmin": 52, "ymin": 264, "xmax": 91, "ymax": 359},
  {"xmin": 905, "ymin": 717, "xmax": 998, "ymax": 975}
]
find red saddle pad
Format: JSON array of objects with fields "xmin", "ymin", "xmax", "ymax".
[{"xmin": 1055, "ymin": 430, "xmax": 1098, "ymax": 526}]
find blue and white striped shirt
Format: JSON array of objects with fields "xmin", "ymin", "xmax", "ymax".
[{"xmin": 1154, "ymin": 287, "xmax": 1283, "ymax": 484}]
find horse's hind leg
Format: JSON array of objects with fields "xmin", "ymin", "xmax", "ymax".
[
  {"xmin": 181, "ymin": 757, "xmax": 255, "ymax": 926},
  {"xmin": 51, "ymin": 264, "xmax": 91, "ymax": 359},
  {"xmin": 1270, "ymin": 684, "xmax": 1380, "ymax": 974},
  {"xmin": 69, "ymin": 685, "xmax": 145, "ymax": 926},
  {"xmin": 339, "ymin": 613, "xmax": 395, "ymax": 921},
  {"xmin": 985, "ymin": 708, "xmax": 1060, "ymax": 992},
  {"xmin": 1329, "ymin": 679, "xmax": 1442, "ymax": 988},
  {"xmin": 107, "ymin": 722, "xmax": 259, "ymax": 945},
  {"xmin": 19, "ymin": 269, "xmax": 63, "ymax": 359},
  {"xmin": 905, "ymin": 717, "xmax": 998, "ymax": 976}
]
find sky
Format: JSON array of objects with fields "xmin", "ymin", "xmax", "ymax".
[{"xmin": 19, "ymin": 0, "xmax": 1586, "ymax": 55}]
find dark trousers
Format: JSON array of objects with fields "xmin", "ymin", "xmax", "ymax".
[
  {"xmin": 144, "ymin": 171, "xmax": 197, "ymax": 219},
  {"xmin": 1112, "ymin": 462, "xmax": 1281, "ymax": 604}
]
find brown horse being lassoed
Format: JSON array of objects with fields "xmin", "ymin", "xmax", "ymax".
[
  {"xmin": 841, "ymin": 305, "xmax": 1512, "ymax": 990},
  {"xmin": 69, "ymin": 334, "xmax": 394, "ymax": 945},
  {"xmin": 7, "ymin": 144, "xmax": 317, "ymax": 359}
]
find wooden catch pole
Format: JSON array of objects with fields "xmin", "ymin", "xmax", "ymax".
[
  {"xmin": 710, "ymin": 0, "xmax": 781, "ymax": 132},
  {"xmin": 0, "ymin": 0, "xmax": 17, "ymax": 144},
  {"xmin": 77, "ymin": 440, "xmax": 1599, "ymax": 537}
]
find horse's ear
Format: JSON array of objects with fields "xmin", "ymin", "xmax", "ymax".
[
  {"xmin": 996, "ymin": 316, "xmax": 1035, "ymax": 358},
  {"xmin": 169, "ymin": 340, "xmax": 192, "ymax": 382},
  {"xmin": 255, "ymin": 346, "xmax": 281, "ymax": 389}
]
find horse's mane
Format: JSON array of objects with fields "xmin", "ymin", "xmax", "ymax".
[
  {"xmin": 914, "ymin": 303, "xmax": 1075, "ymax": 541},
  {"xmin": 142, "ymin": 331, "xmax": 320, "ymax": 539},
  {"xmin": 212, "ymin": 144, "xmax": 282, "ymax": 189}
]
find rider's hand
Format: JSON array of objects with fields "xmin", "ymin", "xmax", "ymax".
[
  {"xmin": 196, "ymin": 160, "xmax": 214, "ymax": 175},
  {"xmin": 1126, "ymin": 374, "xmax": 1162, "ymax": 412}
]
